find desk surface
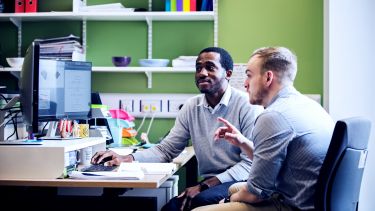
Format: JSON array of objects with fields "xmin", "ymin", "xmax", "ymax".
[{"xmin": 0, "ymin": 146, "xmax": 195, "ymax": 189}]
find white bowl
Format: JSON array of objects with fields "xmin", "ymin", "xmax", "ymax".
[
  {"xmin": 139, "ymin": 59, "xmax": 169, "ymax": 67},
  {"xmin": 6, "ymin": 57, "xmax": 24, "ymax": 68}
]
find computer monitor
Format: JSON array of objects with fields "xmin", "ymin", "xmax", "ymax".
[{"xmin": 19, "ymin": 41, "xmax": 92, "ymax": 137}]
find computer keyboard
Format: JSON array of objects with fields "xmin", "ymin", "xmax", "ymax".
[{"xmin": 81, "ymin": 164, "xmax": 118, "ymax": 172}]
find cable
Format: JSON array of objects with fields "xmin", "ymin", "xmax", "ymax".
[
  {"xmin": 41, "ymin": 122, "xmax": 49, "ymax": 136},
  {"xmin": 2, "ymin": 111, "xmax": 21, "ymax": 140},
  {"xmin": 146, "ymin": 112, "xmax": 156, "ymax": 135},
  {"xmin": 136, "ymin": 112, "xmax": 148, "ymax": 133},
  {"xmin": 0, "ymin": 93, "xmax": 8, "ymax": 104},
  {"xmin": 12, "ymin": 112, "xmax": 18, "ymax": 139},
  {"xmin": 6, "ymin": 126, "xmax": 16, "ymax": 140},
  {"xmin": 0, "ymin": 111, "xmax": 20, "ymax": 127}
]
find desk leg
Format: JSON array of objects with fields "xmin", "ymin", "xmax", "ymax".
[{"xmin": 185, "ymin": 155, "xmax": 198, "ymax": 187}]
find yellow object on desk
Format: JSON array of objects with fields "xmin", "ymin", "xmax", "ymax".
[{"xmin": 79, "ymin": 124, "xmax": 89, "ymax": 138}]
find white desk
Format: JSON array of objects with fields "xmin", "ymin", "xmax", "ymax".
[
  {"xmin": 0, "ymin": 137, "xmax": 106, "ymax": 179},
  {"xmin": 0, "ymin": 146, "xmax": 196, "ymax": 211}
]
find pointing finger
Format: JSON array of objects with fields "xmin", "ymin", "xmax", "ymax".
[{"xmin": 217, "ymin": 117, "xmax": 235, "ymax": 128}]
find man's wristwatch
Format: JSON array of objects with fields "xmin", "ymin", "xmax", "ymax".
[{"xmin": 199, "ymin": 182, "xmax": 210, "ymax": 191}]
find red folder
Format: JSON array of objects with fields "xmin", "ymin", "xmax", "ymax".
[
  {"xmin": 25, "ymin": 0, "xmax": 37, "ymax": 13},
  {"xmin": 15, "ymin": 0, "xmax": 24, "ymax": 13},
  {"xmin": 190, "ymin": 0, "xmax": 196, "ymax": 11}
]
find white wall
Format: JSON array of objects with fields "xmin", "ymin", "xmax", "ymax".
[{"xmin": 325, "ymin": 0, "xmax": 375, "ymax": 210}]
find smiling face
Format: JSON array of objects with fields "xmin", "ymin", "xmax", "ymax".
[
  {"xmin": 195, "ymin": 52, "xmax": 228, "ymax": 95},
  {"xmin": 244, "ymin": 55, "xmax": 269, "ymax": 106}
]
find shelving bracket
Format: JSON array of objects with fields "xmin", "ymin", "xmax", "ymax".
[
  {"xmin": 10, "ymin": 17, "xmax": 22, "ymax": 57},
  {"xmin": 213, "ymin": 0, "xmax": 218, "ymax": 47},
  {"xmin": 145, "ymin": 71, "xmax": 152, "ymax": 88},
  {"xmin": 146, "ymin": 16, "xmax": 153, "ymax": 59}
]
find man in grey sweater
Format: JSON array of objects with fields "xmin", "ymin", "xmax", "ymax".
[{"xmin": 91, "ymin": 47, "xmax": 263, "ymax": 210}]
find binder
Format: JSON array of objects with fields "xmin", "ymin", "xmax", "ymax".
[
  {"xmin": 15, "ymin": 0, "xmax": 24, "ymax": 13},
  {"xmin": 200, "ymin": 0, "xmax": 212, "ymax": 11},
  {"xmin": 171, "ymin": 0, "xmax": 176, "ymax": 11},
  {"xmin": 176, "ymin": 0, "xmax": 183, "ymax": 11},
  {"xmin": 190, "ymin": 0, "xmax": 196, "ymax": 12},
  {"xmin": 183, "ymin": 0, "xmax": 190, "ymax": 12},
  {"xmin": 165, "ymin": 0, "xmax": 171, "ymax": 11},
  {"xmin": 25, "ymin": 0, "xmax": 37, "ymax": 13}
]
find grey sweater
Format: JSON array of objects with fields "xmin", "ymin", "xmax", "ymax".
[{"xmin": 133, "ymin": 86, "xmax": 263, "ymax": 183}]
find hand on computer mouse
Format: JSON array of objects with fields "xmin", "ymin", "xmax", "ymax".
[
  {"xmin": 91, "ymin": 150, "xmax": 134, "ymax": 166},
  {"xmin": 98, "ymin": 155, "xmax": 113, "ymax": 165}
]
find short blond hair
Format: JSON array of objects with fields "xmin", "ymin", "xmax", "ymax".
[{"xmin": 251, "ymin": 47, "xmax": 297, "ymax": 85}]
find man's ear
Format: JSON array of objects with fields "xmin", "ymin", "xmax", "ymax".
[
  {"xmin": 225, "ymin": 70, "xmax": 232, "ymax": 80},
  {"xmin": 265, "ymin": 71, "xmax": 273, "ymax": 84}
]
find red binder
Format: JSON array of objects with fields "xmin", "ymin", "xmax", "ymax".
[
  {"xmin": 25, "ymin": 0, "xmax": 37, "ymax": 13},
  {"xmin": 190, "ymin": 0, "xmax": 196, "ymax": 11},
  {"xmin": 15, "ymin": 0, "xmax": 24, "ymax": 13}
]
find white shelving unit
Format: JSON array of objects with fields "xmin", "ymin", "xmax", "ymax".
[
  {"xmin": 0, "ymin": 66, "xmax": 195, "ymax": 72},
  {"xmin": 0, "ymin": 0, "xmax": 218, "ymax": 88},
  {"xmin": 0, "ymin": 11, "xmax": 215, "ymax": 22}
]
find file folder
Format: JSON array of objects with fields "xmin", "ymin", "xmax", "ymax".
[
  {"xmin": 183, "ymin": 0, "xmax": 190, "ymax": 12},
  {"xmin": 15, "ymin": 0, "xmax": 24, "ymax": 13},
  {"xmin": 190, "ymin": 0, "xmax": 196, "ymax": 12},
  {"xmin": 25, "ymin": 0, "xmax": 37, "ymax": 13},
  {"xmin": 176, "ymin": 0, "xmax": 183, "ymax": 11},
  {"xmin": 165, "ymin": 0, "xmax": 171, "ymax": 11},
  {"xmin": 171, "ymin": 0, "xmax": 176, "ymax": 11}
]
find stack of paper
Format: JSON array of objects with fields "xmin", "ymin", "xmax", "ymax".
[
  {"xmin": 36, "ymin": 34, "xmax": 84, "ymax": 61},
  {"xmin": 69, "ymin": 170, "xmax": 144, "ymax": 180},
  {"xmin": 172, "ymin": 56, "xmax": 198, "ymax": 68},
  {"xmin": 119, "ymin": 162, "xmax": 177, "ymax": 175},
  {"xmin": 79, "ymin": 3, "xmax": 134, "ymax": 12}
]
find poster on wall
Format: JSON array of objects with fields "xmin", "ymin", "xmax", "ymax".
[{"xmin": 229, "ymin": 63, "xmax": 247, "ymax": 93}]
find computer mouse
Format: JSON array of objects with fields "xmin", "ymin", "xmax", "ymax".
[{"xmin": 98, "ymin": 156, "xmax": 113, "ymax": 165}]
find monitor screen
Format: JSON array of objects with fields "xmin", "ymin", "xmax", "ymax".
[{"xmin": 20, "ymin": 41, "xmax": 92, "ymax": 136}]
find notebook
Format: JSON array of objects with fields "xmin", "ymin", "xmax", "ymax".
[{"xmin": 119, "ymin": 162, "xmax": 177, "ymax": 175}]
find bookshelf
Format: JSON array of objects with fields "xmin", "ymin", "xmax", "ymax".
[{"xmin": 0, "ymin": 0, "xmax": 217, "ymax": 88}]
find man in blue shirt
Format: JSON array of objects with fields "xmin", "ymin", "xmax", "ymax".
[
  {"xmin": 91, "ymin": 47, "xmax": 263, "ymax": 210},
  {"xmin": 193, "ymin": 47, "xmax": 334, "ymax": 211}
]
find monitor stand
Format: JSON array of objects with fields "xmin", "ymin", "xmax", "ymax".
[{"xmin": 41, "ymin": 121, "xmax": 80, "ymax": 140}]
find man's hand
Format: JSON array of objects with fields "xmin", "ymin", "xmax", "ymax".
[
  {"xmin": 178, "ymin": 184, "xmax": 201, "ymax": 211},
  {"xmin": 230, "ymin": 187, "xmax": 263, "ymax": 204},
  {"xmin": 214, "ymin": 117, "xmax": 248, "ymax": 145},
  {"xmin": 214, "ymin": 117, "xmax": 254, "ymax": 159},
  {"xmin": 90, "ymin": 150, "xmax": 134, "ymax": 166}
]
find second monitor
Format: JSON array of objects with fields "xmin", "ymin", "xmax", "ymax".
[{"xmin": 20, "ymin": 41, "xmax": 92, "ymax": 139}]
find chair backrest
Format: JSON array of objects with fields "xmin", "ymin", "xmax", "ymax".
[{"xmin": 314, "ymin": 117, "xmax": 372, "ymax": 211}]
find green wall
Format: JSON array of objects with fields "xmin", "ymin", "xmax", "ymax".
[
  {"xmin": 0, "ymin": 0, "xmax": 323, "ymax": 195},
  {"xmin": 0, "ymin": 0, "xmax": 323, "ymax": 142},
  {"xmin": 219, "ymin": 0, "xmax": 323, "ymax": 96}
]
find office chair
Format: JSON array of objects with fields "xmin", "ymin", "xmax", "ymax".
[{"xmin": 314, "ymin": 117, "xmax": 372, "ymax": 211}]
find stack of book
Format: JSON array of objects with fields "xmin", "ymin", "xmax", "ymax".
[
  {"xmin": 165, "ymin": 0, "xmax": 213, "ymax": 12},
  {"xmin": 37, "ymin": 34, "xmax": 85, "ymax": 61}
]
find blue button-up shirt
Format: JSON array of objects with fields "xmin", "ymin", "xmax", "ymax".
[{"xmin": 247, "ymin": 86, "xmax": 334, "ymax": 210}]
